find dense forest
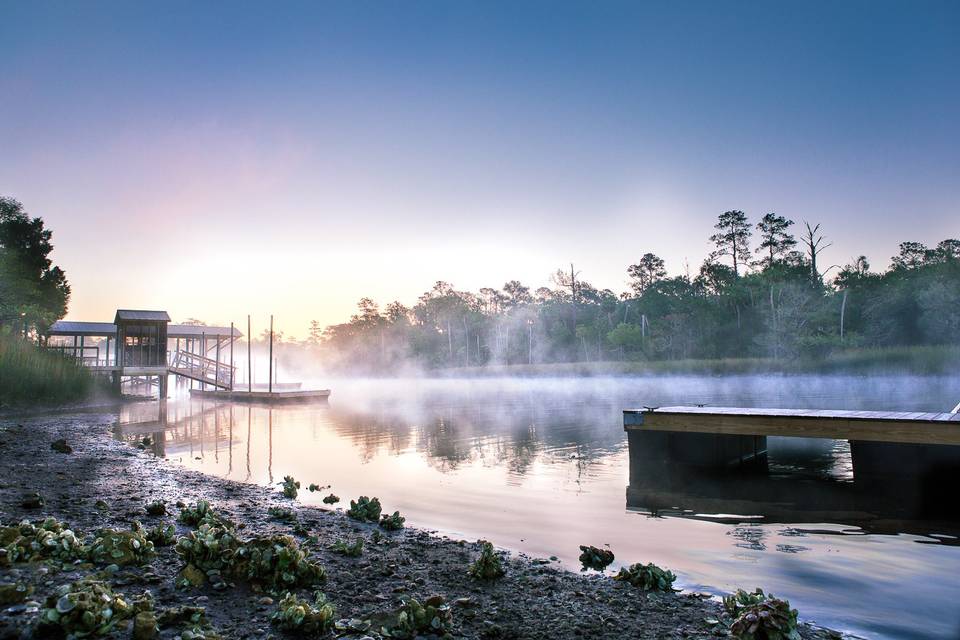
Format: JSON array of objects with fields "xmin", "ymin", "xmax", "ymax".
[{"xmin": 310, "ymin": 211, "xmax": 960, "ymax": 372}]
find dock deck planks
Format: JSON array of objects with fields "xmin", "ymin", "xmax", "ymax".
[{"xmin": 623, "ymin": 406, "xmax": 960, "ymax": 446}]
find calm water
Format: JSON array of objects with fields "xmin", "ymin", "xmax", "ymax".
[{"xmin": 117, "ymin": 375, "xmax": 960, "ymax": 640}]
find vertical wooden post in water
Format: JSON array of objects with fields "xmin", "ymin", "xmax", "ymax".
[
  {"xmin": 247, "ymin": 315, "xmax": 252, "ymax": 393},
  {"xmin": 229, "ymin": 322, "xmax": 235, "ymax": 391},
  {"xmin": 268, "ymin": 315, "xmax": 274, "ymax": 394},
  {"xmin": 201, "ymin": 332, "xmax": 207, "ymax": 390},
  {"xmin": 215, "ymin": 338, "xmax": 221, "ymax": 390}
]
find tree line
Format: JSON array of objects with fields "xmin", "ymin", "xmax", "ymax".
[
  {"xmin": 0, "ymin": 197, "xmax": 70, "ymax": 340},
  {"xmin": 310, "ymin": 210, "xmax": 960, "ymax": 371}
]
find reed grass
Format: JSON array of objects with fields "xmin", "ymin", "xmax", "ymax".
[{"xmin": 0, "ymin": 331, "xmax": 96, "ymax": 406}]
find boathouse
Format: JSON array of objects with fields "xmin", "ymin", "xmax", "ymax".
[{"xmin": 47, "ymin": 309, "xmax": 241, "ymax": 397}]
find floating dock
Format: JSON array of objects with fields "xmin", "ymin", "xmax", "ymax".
[
  {"xmin": 624, "ymin": 405, "xmax": 960, "ymax": 480},
  {"xmin": 624, "ymin": 406, "xmax": 960, "ymax": 445},
  {"xmin": 189, "ymin": 388, "xmax": 330, "ymax": 403}
]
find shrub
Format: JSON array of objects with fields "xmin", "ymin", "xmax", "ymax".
[
  {"xmin": 233, "ymin": 535, "xmax": 326, "ymax": 594},
  {"xmin": 0, "ymin": 517, "xmax": 86, "ymax": 565},
  {"xmin": 282, "ymin": 476, "xmax": 300, "ymax": 499},
  {"xmin": 268, "ymin": 506, "xmax": 297, "ymax": 522},
  {"xmin": 37, "ymin": 579, "xmax": 133, "ymax": 637},
  {"xmin": 330, "ymin": 539, "xmax": 363, "ymax": 557},
  {"xmin": 578, "ymin": 545, "xmax": 614, "ymax": 571},
  {"xmin": 89, "ymin": 528, "xmax": 155, "ymax": 566},
  {"xmin": 271, "ymin": 591, "xmax": 336, "ymax": 634},
  {"xmin": 145, "ymin": 500, "xmax": 167, "ymax": 516},
  {"xmin": 613, "ymin": 562, "xmax": 676, "ymax": 591},
  {"xmin": 347, "ymin": 496, "xmax": 382, "ymax": 523},
  {"xmin": 724, "ymin": 588, "xmax": 771, "ymax": 617},
  {"xmin": 135, "ymin": 521, "xmax": 176, "ymax": 547},
  {"xmin": 379, "ymin": 511, "xmax": 405, "ymax": 531},
  {"xmin": 729, "ymin": 597, "xmax": 800, "ymax": 640},
  {"xmin": 384, "ymin": 596, "xmax": 453, "ymax": 639},
  {"xmin": 468, "ymin": 541, "xmax": 504, "ymax": 580},
  {"xmin": 174, "ymin": 523, "xmax": 241, "ymax": 575},
  {"xmin": 322, "ymin": 494, "xmax": 340, "ymax": 505},
  {"xmin": 178, "ymin": 500, "xmax": 230, "ymax": 528}
]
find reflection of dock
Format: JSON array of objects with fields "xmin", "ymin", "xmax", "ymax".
[
  {"xmin": 189, "ymin": 388, "xmax": 330, "ymax": 403},
  {"xmin": 625, "ymin": 463, "xmax": 960, "ymax": 537}
]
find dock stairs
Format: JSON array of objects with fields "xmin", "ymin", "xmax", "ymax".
[{"xmin": 168, "ymin": 350, "xmax": 234, "ymax": 389}]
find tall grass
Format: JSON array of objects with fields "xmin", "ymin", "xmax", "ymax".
[{"xmin": 0, "ymin": 331, "xmax": 97, "ymax": 407}]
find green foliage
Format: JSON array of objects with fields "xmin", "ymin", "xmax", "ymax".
[
  {"xmin": 613, "ymin": 562, "xmax": 677, "ymax": 592},
  {"xmin": 384, "ymin": 596, "xmax": 453, "ymax": 639},
  {"xmin": 724, "ymin": 588, "xmax": 770, "ymax": 617},
  {"xmin": 138, "ymin": 521, "xmax": 176, "ymax": 547},
  {"xmin": 38, "ymin": 579, "xmax": 133, "ymax": 638},
  {"xmin": 268, "ymin": 506, "xmax": 297, "ymax": 522},
  {"xmin": 379, "ymin": 510, "xmax": 405, "ymax": 531},
  {"xmin": 729, "ymin": 596, "xmax": 800, "ymax": 640},
  {"xmin": 322, "ymin": 493, "xmax": 340, "ymax": 504},
  {"xmin": 88, "ymin": 528, "xmax": 155, "ymax": 566},
  {"xmin": 0, "ymin": 197, "xmax": 71, "ymax": 341},
  {"xmin": 578, "ymin": 545, "xmax": 614, "ymax": 571},
  {"xmin": 178, "ymin": 500, "xmax": 230, "ymax": 528},
  {"xmin": 145, "ymin": 500, "xmax": 167, "ymax": 516},
  {"xmin": 468, "ymin": 540, "xmax": 504, "ymax": 580},
  {"xmin": 174, "ymin": 523, "xmax": 241, "ymax": 575},
  {"xmin": 0, "ymin": 517, "xmax": 86, "ymax": 565},
  {"xmin": 281, "ymin": 476, "xmax": 300, "ymax": 499},
  {"xmin": 330, "ymin": 538, "xmax": 363, "ymax": 557},
  {"xmin": 233, "ymin": 535, "xmax": 326, "ymax": 594},
  {"xmin": 271, "ymin": 591, "xmax": 336, "ymax": 634},
  {"xmin": 0, "ymin": 333, "xmax": 94, "ymax": 405},
  {"xmin": 347, "ymin": 496, "xmax": 382, "ymax": 523}
]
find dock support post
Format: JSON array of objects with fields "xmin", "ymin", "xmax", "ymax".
[
  {"xmin": 247, "ymin": 313, "xmax": 253, "ymax": 393},
  {"xmin": 268, "ymin": 315, "xmax": 274, "ymax": 395},
  {"xmin": 229, "ymin": 322, "xmax": 234, "ymax": 391}
]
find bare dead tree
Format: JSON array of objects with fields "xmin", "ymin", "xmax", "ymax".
[{"xmin": 801, "ymin": 222, "xmax": 832, "ymax": 283}]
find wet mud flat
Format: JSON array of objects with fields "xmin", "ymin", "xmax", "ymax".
[{"xmin": 0, "ymin": 410, "xmax": 843, "ymax": 639}]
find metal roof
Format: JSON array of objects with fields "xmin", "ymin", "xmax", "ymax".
[
  {"xmin": 114, "ymin": 310, "xmax": 171, "ymax": 322},
  {"xmin": 48, "ymin": 320, "xmax": 243, "ymax": 339},
  {"xmin": 168, "ymin": 324, "xmax": 243, "ymax": 339},
  {"xmin": 48, "ymin": 321, "xmax": 117, "ymax": 337}
]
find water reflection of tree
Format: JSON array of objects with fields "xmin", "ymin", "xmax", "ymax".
[{"xmin": 327, "ymin": 394, "xmax": 625, "ymax": 481}]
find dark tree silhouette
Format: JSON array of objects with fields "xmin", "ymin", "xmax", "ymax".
[
  {"xmin": 709, "ymin": 210, "xmax": 752, "ymax": 276},
  {"xmin": 627, "ymin": 253, "xmax": 667, "ymax": 294},
  {"xmin": 755, "ymin": 213, "xmax": 797, "ymax": 268}
]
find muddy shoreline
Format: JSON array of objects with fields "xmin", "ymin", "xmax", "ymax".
[{"xmin": 0, "ymin": 409, "xmax": 844, "ymax": 639}]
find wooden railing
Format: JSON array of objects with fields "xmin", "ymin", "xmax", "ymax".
[
  {"xmin": 44, "ymin": 345, "xmax": 104, "ymax": 367},
  {"xmin": 168, "ymin": 350, "xmax": 235, "ymax": 389}
]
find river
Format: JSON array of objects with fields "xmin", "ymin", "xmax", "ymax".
[{"xmin": 117, "ymin": 374, "xmax": 960, "ymax": 639}]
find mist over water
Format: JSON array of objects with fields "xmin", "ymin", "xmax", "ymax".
[{"xmin": 121, "ymin": 374, "xmax": 960, "ymax": 640}]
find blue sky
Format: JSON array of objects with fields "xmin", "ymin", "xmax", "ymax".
[{"xmin": 1, "ymin": 1, "xmax": 957, "ymax": 333}]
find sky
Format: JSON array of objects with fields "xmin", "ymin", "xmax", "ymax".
[{"xmin": 1, "ymin": 1, "xmax": 958, "ymax": 337}]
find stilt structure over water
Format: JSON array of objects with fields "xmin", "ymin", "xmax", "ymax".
[
  {"xmin": 48, "ymin": 309, "xmax": 329, "ymax": 403},
  {"xmin": 48, "ymin": 309, "xmax": 240, "ymax": 397}
]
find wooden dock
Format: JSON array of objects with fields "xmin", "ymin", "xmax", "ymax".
[
  {"xmin": 624, "ymin": 406, "xmax": 960, "ymax": 446},
  {"xmin": 189, "ymin": 389, "xmax": 330, "ymax": 403}
]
